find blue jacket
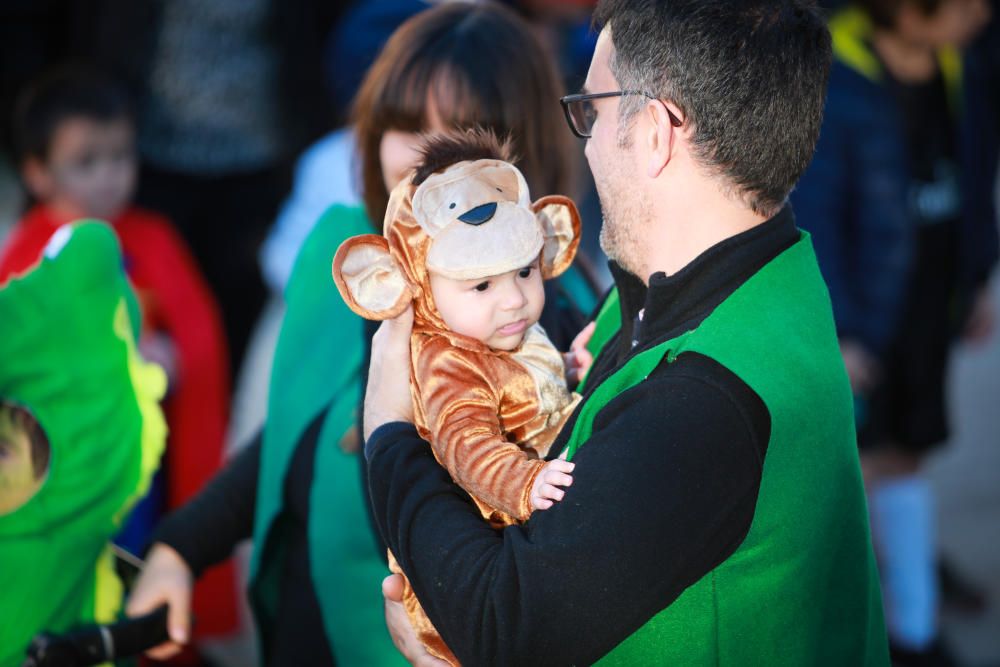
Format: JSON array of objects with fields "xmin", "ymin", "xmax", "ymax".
[{"xmin": 791, "ymin": 7, "xmax": 998, "ymax": 356}]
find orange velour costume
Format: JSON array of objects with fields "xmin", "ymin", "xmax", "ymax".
[{"xmin": 333, "ymin": 133, "xmax": 582, "ymax": 665}]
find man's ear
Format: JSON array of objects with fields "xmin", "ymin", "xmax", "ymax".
[
  {"xmin": 645, "ymin": 99, "xmax": 680, "ymax": 179},
  {"xmin": 332, "ymin": 235, "xmax": 415, "ymax": 320},
  {"xmin": 532, "ymin": 195, "xmax": 581, "ymax": 279}
]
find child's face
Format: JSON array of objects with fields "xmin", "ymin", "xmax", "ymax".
[
  {"xmin": 0, "ymin": 406, "xmax": 48, "ymax": 516},
  {"xmin": 429, "ymin": 259, "xmax": 545, "ymax": 351},
  {"xmin": 24, "ymin": 116, "xmax": 137, "ymax": 221}
]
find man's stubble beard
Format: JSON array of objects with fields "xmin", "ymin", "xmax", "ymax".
[{"xmin": 597, "ymin": 146, "xmax": 649, "ymax": 280}]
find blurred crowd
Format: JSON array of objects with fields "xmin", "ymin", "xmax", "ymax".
[{"xmin": 0, "ymin": 1, "xmax": 998, "ymax": 666}]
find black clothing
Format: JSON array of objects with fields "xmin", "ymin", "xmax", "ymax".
[
  {"xmin": 859, "ymin": 66, "xmax": 961, "ymax": 452},
  {"xmin": 154, "ymin": 413, "xmax": 336, "ymax": 665},
  {"xmin": 154, "ymin": 435, "xmax": 259, "ymax": 576},
  {"xmin": 365, "ymin": 209, "xmax": 798, "ymax": 665}
]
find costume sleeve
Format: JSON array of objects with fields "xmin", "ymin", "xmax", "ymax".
[
  {"xmin": 413, "ymin": 338, "xmax": 545, "ymax": 522},
  {"xmin": 152, "ymin": 434, "xmax": 260, "ymax": 577},
  {"xmin": 367, "ymin": 352, "xmax": 769, "ymax": 666}
]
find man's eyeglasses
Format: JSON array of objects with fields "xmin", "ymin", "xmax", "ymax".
[{"xmin": 559, "ymin": 91, "xmax": 682, "ymax": 139}]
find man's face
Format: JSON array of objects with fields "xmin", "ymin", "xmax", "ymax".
[
  {"xmin": 428, "ymin": 259, "xmax": 545, "ymax": 351},
  {"xmin": 584, "ymin": 29, "xmax": 648, "ymax": 279},
  {"xmin": 26, "ymin": 116, "xmax": 137, "ymax": 222}
]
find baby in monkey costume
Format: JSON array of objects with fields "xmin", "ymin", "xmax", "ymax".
[{"xmin": 333, "ymin": 131, "xmax": 584, "ymax": 664}]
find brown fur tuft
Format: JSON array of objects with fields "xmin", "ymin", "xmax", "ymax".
[{"xmin": 412, "ymin": 128, "xmax": 516, "ymax": 185}]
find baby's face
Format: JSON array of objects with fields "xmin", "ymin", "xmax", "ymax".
[{"xmin": 429, "ymin": 258, "xmax": 545, "ymax": 351}]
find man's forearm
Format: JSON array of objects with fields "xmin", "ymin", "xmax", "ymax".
[{"xmin": 367, "ymin": 355, "xmax": 768, "ymax": 665}]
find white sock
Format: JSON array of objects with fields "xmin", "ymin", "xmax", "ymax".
[{"xmin": 869, "ymin": 473, "xmax": 938, "ymax": 651}]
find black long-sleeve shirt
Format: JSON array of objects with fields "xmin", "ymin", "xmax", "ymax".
[
  {"xmin": 153, "ymin": 412, "xmax": 337, "ymax": 665},
  {"xmin": 366, "ymin": 209, "xmax": 798, "ymax": 666}
]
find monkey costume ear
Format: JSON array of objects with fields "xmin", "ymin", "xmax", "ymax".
[
  {"xmin": 533, "ymin": 195, "xmax": 581, "ymax": 279},
  {"xmin": 332, "ymin": 235, "xmax": 415, "ymax": 320}
]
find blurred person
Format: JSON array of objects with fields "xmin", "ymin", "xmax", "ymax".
[
  {"xmin": 232, "ymin": 1, "xmax": 428, "ymax": 453},
  {"xmin": 0, "ymin": 65, "xmax": 237, "ymax": 646},
  {"xmin": 366, "ymin": 0, "xmax": 887, "ymax": 665},
  {"xmin": 71, "ymin": 0, "xmax": 345, "ymax": 380},
  {"xmin": 791, "ymin": 0, "xmax": 997, "ymax": 662},
  {"xmin": 125, "ymin": 3, "xmax": 591, "ymax": 665}
]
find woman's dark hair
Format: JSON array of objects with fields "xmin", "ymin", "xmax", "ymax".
[
  {"xmin": 351, "ymin": 2, "xmax": 573, "ymax": 225},
  {"xmin": 853, "ymin": 0, "xmax": 944, "ymax": 28},
  {"xmin": 13, "ymin": 64, "xmax": 132, "ymax": 164}
]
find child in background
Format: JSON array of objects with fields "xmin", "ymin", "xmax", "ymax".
[
  {"xmin": 334, "ymin": 130, "xmax": 588, "ymax": 665},
  {"xmin": 0, "ymin": 66, "xmax": 238, "ymax": 640}
]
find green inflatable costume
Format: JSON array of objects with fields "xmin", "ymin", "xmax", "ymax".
[{"xmin": 0, "ymin": 222, "xmax": 167, "ymax": 667}]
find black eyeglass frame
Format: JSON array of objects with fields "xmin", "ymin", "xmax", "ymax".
[{"xmin": 559, "ymin": 91, "xmax": 683, "ymax": 139}]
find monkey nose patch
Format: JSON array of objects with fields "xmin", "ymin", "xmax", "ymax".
[{"xmin": 457, "ymin": 202, "xmax": 498, "ymax": 225}]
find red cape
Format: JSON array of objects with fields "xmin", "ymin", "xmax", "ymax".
[{"xmin": 1, "ymin": 205, "xmax": 238, "ymax": 637}]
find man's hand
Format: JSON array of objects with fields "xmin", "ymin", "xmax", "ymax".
[
  {"xmin": 125, "ymin": 543, "xmax": 193, "ymax": 660},
  {"xmin": 840, "ymin": 339, "xmax": 880, "ymax": 395},
  {"xmin": 530, "ymin": 456, "xmax": 575, "ymax": 510},
  {"xmin": 382, "ymin": 574, "xmax": 450, "ymax": 666},
  {"xmin": 564, "ymin": 321, "xmax": 596, "ymax": 385},
  {"xmin": 364, "ymin": 306, "xmax": 416, "ymax": 441}
]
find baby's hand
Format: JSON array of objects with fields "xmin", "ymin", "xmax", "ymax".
[
  {"xmin": 530, "ymin": 457, "xmax": 575, "ymax": 511},
  {"xmin": 564, "ymin": 321, "xmax": 596, "ymax": 385}
]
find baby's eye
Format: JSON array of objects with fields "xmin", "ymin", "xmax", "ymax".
[
  {"xmin": 473, "ymin": 281, "xmax": 490, "ymax": 292},
  {"xmin": 518, "ymin": 267, "xmax": 533, "ymax": 278}
]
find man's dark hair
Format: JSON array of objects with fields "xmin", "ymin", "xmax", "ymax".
[
  {"xmin": 594, "ymin": 0, "xmax": 832, "ymax": 216},
  {"xmin": 13, "ymin": 64, "xmax": 132, "ymax": 163},
  {"xmin": 853, "ymin": 0, "xmax": 944, "ymax": 28}
]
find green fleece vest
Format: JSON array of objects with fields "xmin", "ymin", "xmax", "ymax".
[
  {"xmin": 564, "ymin": 233, "xmax": 888, "ymax": 665},
  {"xmin": 248, "ymin": 206, "xmax": 407, "ymax": 666}
]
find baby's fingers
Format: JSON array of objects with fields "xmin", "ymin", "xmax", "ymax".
[
  {"xmin": 544, "ymin": 470, "xmax": 574, "ymax": 489},
  {"xmin": 546, "ymin": 459, "xmax": 575, "ymax": 475},
  {"xmin": 539, "ymin": 483, "xmax": 566, "ymax": 502}
]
